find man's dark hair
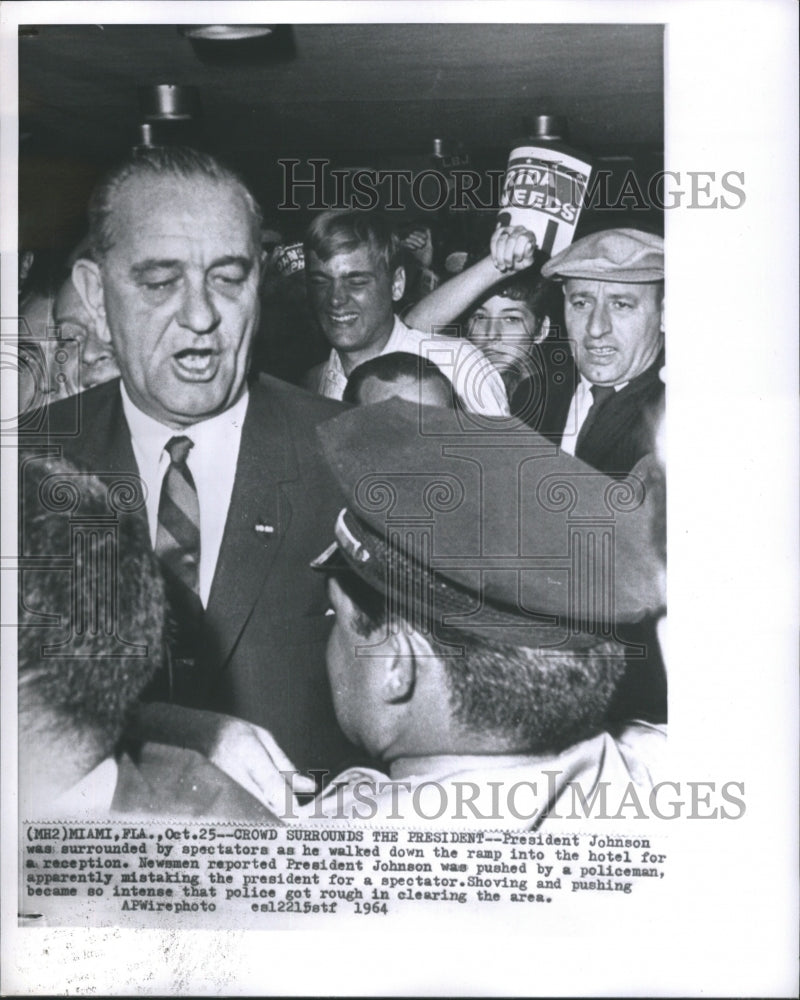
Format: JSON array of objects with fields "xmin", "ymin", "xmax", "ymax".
[
  {"xmin": 86, "ymin": 145, "xmax": 263, "ymax": 262},
  {"xmin": 474, "ymin": 272, "xmax": 564, "ymax": 332},
  {"xmin": 342, "ymin": 351, "xmax": 456, "ymax": 407},
  {"xmin": 331, "ymin": 568, "xmax": 626, "ymax": 755},
  {"xmin": 304, "ymin": 209, "xmax": 402, "ymax": 273},
  {"xmin": 18, "ymin": 456, "xmax": 165, "ymax": 756}
]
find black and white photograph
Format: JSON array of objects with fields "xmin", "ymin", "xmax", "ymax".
[{"xmin": 1, "ymin": 1, "xmax": 797, "ymax": 995}]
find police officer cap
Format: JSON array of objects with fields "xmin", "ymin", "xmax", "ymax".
[
  {"xmin": 312, "ymin": 400, "xmax": 664, "ymax": 650},
  {"xmin": 541, "ymin": 228, "xmax": 664, "ymax": 283}
]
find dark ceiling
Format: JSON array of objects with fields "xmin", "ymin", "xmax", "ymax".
[{"xmin": 18, "ymin": 22, "xmax": 664, "ymax": 247}]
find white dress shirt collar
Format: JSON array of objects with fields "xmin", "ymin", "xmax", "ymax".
[
  {"xmin": 320, "ymin": 315, "xmax": 404, "ymax": 394},
  {"xmin": 120, "ymin": 383, "xmax": 249, "ymax": 455},
  {"xmin": 561, "ymin": 375, "xmax": 629, "ymax": 455},
  {"xmin": 50, "ymin": 756, "xmax": 119, "ymax": 818}
]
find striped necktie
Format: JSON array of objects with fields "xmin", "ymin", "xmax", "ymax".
[
  {"xmin": 155, "ymin": 435, "xmax": 201, "ymax": 597},
  {"xmin": 575, "ymin": 383, "xmax": 616, "ymax": 454}
]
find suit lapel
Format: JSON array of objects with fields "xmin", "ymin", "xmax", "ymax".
[
  {"xmin": 31, "ymin": 379, "xmax": 149, "ymax": 537},
  {"xmin": 103, "ymin": 392, "xmax": 139, "ymax": 475},
  {"xmin": 64, "ymin": 379, "xmax": 139, "ymax": 474},
  {"xmin": 203, "ymin": 385, "xmax": 299, "ymax": 669},
  {"xmin": 576, "ymin": 360, "xmax": 664, "ymax": 471},
  {"xmin": 84, "ymin": 383, "xmax": 150, "ymax": 532}
]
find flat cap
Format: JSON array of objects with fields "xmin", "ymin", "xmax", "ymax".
[
  {"xmin": 313, "ymin": 400, "xmax": 665, "ymax": 650},
  {"xmin": 541, "ymin": 228, "xmax": 663, "ymax": 283}
]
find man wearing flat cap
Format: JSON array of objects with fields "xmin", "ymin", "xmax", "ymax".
[
  {"xmin": 537, "ymin": 228, "xmax": 667, "ymax": 726},
  {"xmin": 289, "ymin": 400, "xmax": 665, "ymax": 826},
  {"xmin": 538, "ymin": 227, "xmax": 665, "ymax": 477}
]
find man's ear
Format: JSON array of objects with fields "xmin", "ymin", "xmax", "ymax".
[
  {"xmin": 258, "ymin": 249, "xmax": 268, "ymax": 290},
  {"xmin": 534, "ymin": 315, "xmax": 551, "ymax": 345},
  {"xmin": 380, "ymin": 627, "xmax": 438, "ymax": 704},
  {"xmin": 71, "ymin": 259, "xmax": 111, "ymax": 345},
  {"xmin": 659, "ymin": 295, "xmax": 665, "ymax": 334},
  {"xmin": 380, "ymin": 631, "xmax": 415, "ymax": 704},
  {"xmin": 390, "ymin": 265, "xmax": 406, "ymax": 303}
]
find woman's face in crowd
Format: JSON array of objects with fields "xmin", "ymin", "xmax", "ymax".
[{"xmin": 467, "ymin": 294, "xmax": 541, "ymax": 376}]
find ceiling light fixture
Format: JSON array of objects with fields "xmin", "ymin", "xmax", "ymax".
[
  {"xmin": 179, "ymin": 25, "xmax": 275, "ymax": 42},
  {"xmin": 138, "ymin": 84, "xmax": 201, "ymax": 121},
  {"xmin": 178, "ymin": 24, "xmax": 296, "ymax": 66}
]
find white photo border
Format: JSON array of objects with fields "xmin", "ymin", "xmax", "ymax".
[{"xmin": 1, "ymin": 1, "xmax": 797, "ymax": 995}]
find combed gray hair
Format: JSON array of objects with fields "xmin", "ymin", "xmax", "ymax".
[{"xmin": 87, "ymin": 146, "xmax": 263, "ymax": 262}]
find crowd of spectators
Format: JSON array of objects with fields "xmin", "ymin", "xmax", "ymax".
[{"xmin": 15, "ymin": 145, "xmax": 666, "ymax": 830}]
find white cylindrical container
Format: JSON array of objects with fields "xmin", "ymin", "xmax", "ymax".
[{"xmin": 497, "ymin": 137, "xmax": 592, "ymax": 257}]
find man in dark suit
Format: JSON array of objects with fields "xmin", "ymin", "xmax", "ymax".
[
  {"xmin": 538, "ymin": 228, "xmax": 666, "ymax": 723},
  {"xmin": 402, "ymin": 225, "xmax": 663, "ymax": 477},
  {"xmin": 538, "ymin": 227, "xmax": 664, "ymax": 478},
  {"xmin": 20, "ymin": 146, "xmax": 356, "ymax": 775}
]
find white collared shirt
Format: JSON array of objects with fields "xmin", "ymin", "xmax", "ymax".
[
  {"xmin": 296, "ymin": 721, "xmax": 666, "ymax": 826},
  {"xmin": 49, "ymin": 757, "xmax": 119, "ymax": 818},
  {"xmin": 560, "ymin": 377, "xmax": 628, "ymax": 456},
  {"xmin": 317, "ymin": 315, "xmax": 510, "ymax": 416},
  {"xmin": 121, "ymin": 385, "xmax": 248, "ymax": 605}
]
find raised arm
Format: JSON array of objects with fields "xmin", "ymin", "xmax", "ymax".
[{"xmin": 405, "ymin": 226, "xmax": 538, "ymax": 333}]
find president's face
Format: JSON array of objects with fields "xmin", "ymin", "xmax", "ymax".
[
  {"xmin": 91, "ymin": 173, "xmax": 261, "ymax": 427},
  {"xmin": 564, "ymin": 279, "xmax": 664, "ymax": 386}
]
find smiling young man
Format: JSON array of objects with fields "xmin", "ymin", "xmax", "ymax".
[
  {"xmin": 21, "ymin": 146, "xmax": 357, "ymax": 776},
  {"xmin": 540, "ymin": 227, "xmax": 665, "ymax": 477},
  {"xmin": 303, "ymin": 210, "xmax": 509, "ymax": 416}
]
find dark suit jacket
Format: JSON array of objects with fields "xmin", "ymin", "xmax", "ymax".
[
  {"xmin": 21, "ymin": 375, "xmax": 360, "ymax": 775},
  {"xmin": 517, "ymin": 353, "xmax": 665, "ymax": 479},
  {"xmin": 572, "ymin": 359, "xmax": 664, "ymax": 477},
  {"xmin": 513, "ymin": 352, "xmax": 667, "ymax": 724},
  {"xmin": 508, "ymin": 339, "xmax": 578, "ymax": 438}
]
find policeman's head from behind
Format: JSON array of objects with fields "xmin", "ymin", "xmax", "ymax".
[{"xmin": 312, "ymin": 400, "xmax": 665, "ymax": 763}]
